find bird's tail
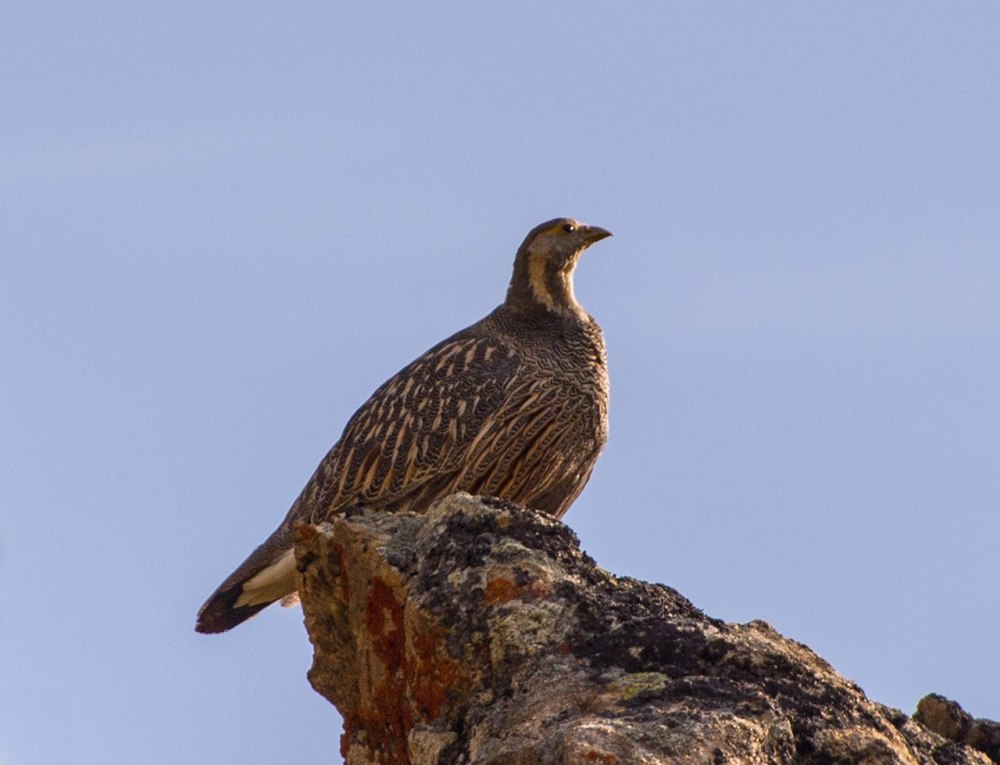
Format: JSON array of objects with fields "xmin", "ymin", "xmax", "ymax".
[{"xmin": 196, "ymin": 526, "xmax": 297, "ymax": 634}]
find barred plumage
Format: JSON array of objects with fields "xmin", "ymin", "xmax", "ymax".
[{"xmin": 196, "ymin": 217, "xmax": 612, "ymax": 633}]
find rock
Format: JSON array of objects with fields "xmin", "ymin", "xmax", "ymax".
[
  {"xmin": 293, "ymin": 493, "xmax": 996, "ymax": 764},
  {"xmin": 915, "ymin": 694, "xmax": 1000, "ymax": 762}
]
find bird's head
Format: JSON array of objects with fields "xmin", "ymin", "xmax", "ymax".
[{"xmin": 507, "ymin": 217, "xmax": 612, "ymax": 318}]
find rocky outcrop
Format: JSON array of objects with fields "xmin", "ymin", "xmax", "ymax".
[
  {"xmin": 293, "ymin": 493, "xmax": 996, "ymax": 764},
  {"xmin": 914, "ymin": 694, "xmax": 1000, "ymax": 763}
]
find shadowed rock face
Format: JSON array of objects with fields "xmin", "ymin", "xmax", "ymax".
[{"xmin": 294, "ymin": 494, "xmax": 996, "ymax": 765}]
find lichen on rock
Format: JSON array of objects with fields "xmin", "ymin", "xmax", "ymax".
[{"xmin": 294, "ymin": 493, "xmax": 997, "ymax": 764}]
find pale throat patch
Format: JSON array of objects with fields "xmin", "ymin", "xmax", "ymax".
[{"xmin": 527, "ymin": 250, "xmax": 583, "ymax": 318}]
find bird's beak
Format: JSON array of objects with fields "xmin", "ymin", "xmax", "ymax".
[{"xmin": 580, "ymin": 225, "xmax": 613, "ymax": 246}]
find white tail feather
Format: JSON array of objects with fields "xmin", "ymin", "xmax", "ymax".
[{"xmin": 234, "ymin": 549, "xmax": 297, "ymax": 608}]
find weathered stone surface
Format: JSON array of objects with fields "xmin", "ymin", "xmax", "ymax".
[
  {"xmin": 914, "ymin": 694, "xmax": 1000, "ymax": 763},
  {"xmin": 294, "ymin": 493, "xmax": 996, "ymax": 764}
]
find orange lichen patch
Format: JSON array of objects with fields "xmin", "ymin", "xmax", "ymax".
[
  {"xmin": 356, "ymin": 575, "xmax": 413, "ymax": 765},
  {"xmin": 407, "ymin": 616, "xmax": 473, "ymax": 723},
  {"xmin": 484, "ymin": 577, "xmax": 520, "ymax": 604},
  {"xmin": 483, "ymin": 574, "xmax": 552, "ymax": 604},
  {"xmin": 366, "ymin": 576, "xmax": 406, "ymax": 660},
  {"xmin": 582, "ymin": 750, "xmax": 620, "ymax": 764}
]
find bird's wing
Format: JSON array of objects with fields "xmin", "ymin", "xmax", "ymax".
[
  {"xmin": 197, "ymin": 329, "xmax": 579, "ymax": 633},
  {"xmin": 292, "ymin": 330, "xmax": 546, "ymax": 522}
]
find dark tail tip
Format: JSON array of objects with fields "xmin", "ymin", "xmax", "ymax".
[{"xmin": 195, "ymin": 585, "xmax": 273, "ymax": 634}]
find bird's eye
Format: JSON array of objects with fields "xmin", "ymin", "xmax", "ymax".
[{"xmin": 562, "ymin": 223, "xmax": 576, "ymax": 233}]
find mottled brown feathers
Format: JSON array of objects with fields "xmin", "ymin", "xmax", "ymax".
[{"xmin": 196, "ymin": 217, "xmax": 611, "ymax": 633}]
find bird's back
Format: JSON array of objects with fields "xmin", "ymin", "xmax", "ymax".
[{"xmin": 297, "ymin": 304, "xmax": 608, "ymax": 523}]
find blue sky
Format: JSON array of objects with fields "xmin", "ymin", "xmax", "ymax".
[{"xmin": 3, "ymin": 3, "xmax": 998, "ymax": 763}]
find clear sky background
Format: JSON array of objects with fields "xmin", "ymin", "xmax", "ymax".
[{"xmin": 3, "ymin": 4, "xmax": 998, "ymax": 763}]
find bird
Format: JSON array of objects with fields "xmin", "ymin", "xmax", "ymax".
[{"xmin": 196, "ymin": 217, "xmax": 612, "ymax": 633}]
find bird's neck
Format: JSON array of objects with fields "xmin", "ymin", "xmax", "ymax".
[{"xmin": 506, "ymin": 251, "xmax": 586, "ymax": 320}]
